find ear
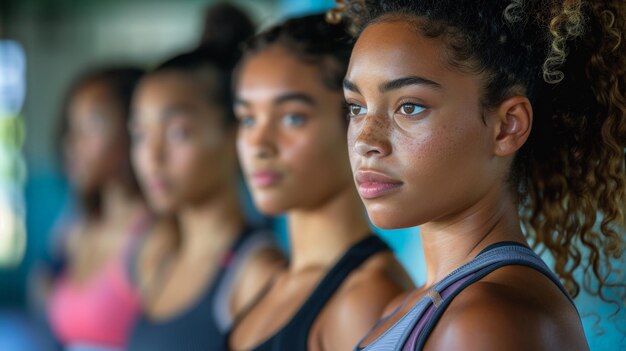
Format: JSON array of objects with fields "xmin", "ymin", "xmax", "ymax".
[{"xmin": 493, "ymin": 96, "xmax": 532, "ymax": 157}]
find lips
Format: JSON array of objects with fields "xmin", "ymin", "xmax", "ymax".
[
  {"xmin": 355, "ymin": 170, "xmax": 402, "ymax": 199},
  {"xmin": 251, "ymin": 170, "xmax": 283, "ymax": 188},
  {"xmin": 145, "ymin": 177, "xmax": 170, "ymax": 195}
]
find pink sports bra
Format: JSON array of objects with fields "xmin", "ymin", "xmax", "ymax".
[{"xmin": 48, "ymin": 213, "xmax": 149, "ymax": 350}]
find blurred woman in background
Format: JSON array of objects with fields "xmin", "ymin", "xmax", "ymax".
[
  {"xmin": 228, "ymin": 14, "xmax": 413, "ymax": 351},
  {"xmin": 126, "ymin": 6, "xmax": 284, "ymax": 350},
  {"xmin": 47, "ymin": 67, "xmax": 149, "ymax": 351}
]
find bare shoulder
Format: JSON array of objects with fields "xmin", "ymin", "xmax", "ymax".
[
  {"xmin": 230, "ymin": 246, "xmax": 286, "ymax": 316},
  {"xmin": 336, "ymin": 251, "xmax": 414, "ymax": 311},
  {"xmin": 355, "ymin": 250, "xmax": 413, "ymax": 290},
  {"xmin": 238, "ymin": 246, "xmax": 286, "ymax": 279},
  {"xmin": 426, "ymin": 265, "xmax": 589, "ymax": 351},
  {"xmin": 319, "ymin": 251, "xmax": 414, "ymax": 350}
]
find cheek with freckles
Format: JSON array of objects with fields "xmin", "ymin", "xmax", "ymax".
[
  {"xmin": 356, "ymin": 113, "xmax": 491, "ymax": 229},
  {"xmin": 368, "ymin": 115, "xmax": 393, "ymax": 147},
  {"xmin": 391, "ymin": 122, "xmax": 493, "ymax": 226}
]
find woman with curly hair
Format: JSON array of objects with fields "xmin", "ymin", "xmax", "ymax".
[{"xmin": 338, "ymin": 0, "xmax": 626, "ymax": 349}]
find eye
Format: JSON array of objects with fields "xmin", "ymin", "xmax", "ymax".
[
  {"xmin": 238, "ymin": 116, "xmax": 255, "ymax": 128},
  {"xmin": 87, "ymin": 113, "xmax": 106, "ymax": 133},
  {"xmin": 129, "ymin": 127, "xmax": 145, "ymax": 144},
  {"xmin": 397, "ymin": 103, "xmax": 425, "ymax": 116},
  {"xmin": 348, "ymin": 103, "xmax": 367, "ymax": 117},
  {"xmin": 282, "ymin": 114, "xmax": 306, "ymax": 127},
  {"xmin": 166, "ymin": 125, "xmax": 190, "ymax": 142}
]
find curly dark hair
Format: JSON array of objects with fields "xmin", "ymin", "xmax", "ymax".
[{"xmin": 341, "ymin": 0, "xmax": 626, "ymax": 311}]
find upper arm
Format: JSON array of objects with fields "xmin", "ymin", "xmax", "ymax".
[
  {"xmin": 425, "ymin": 282, "xmax": 589, "ymax": 351},
  {"xmin": 229, "ymin": 247, "xmax": 286, "ymax": 317},
  {"xmin": 320, "ymin": 269, "xmax": 408, "ymax": 351}
]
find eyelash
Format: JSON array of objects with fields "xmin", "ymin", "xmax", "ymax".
[
  {"xmin": 346, "ymin": 101, "xmax": 427, "ymax": 119},
  {"xmin": 237, "ymin": 115, "xmax": 255, "ymax": 128},
  {"xmin": 346, "ymin": 102, "xmax": 367, "ymax": 118},
  {"xmin": 395, "ymin": 102, "xmax": 426, "ymax": 117}
]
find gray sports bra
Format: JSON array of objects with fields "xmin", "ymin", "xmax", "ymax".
[{"xmin": 356, "ymin": 242, "xmax": 576, "ymax": 351}]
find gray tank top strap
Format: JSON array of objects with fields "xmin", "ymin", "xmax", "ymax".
[
  {"xmin": 356, "ymin": 243, "xmax": 573, "ymax": 351},
  {"xmin": 212, "ymin": 229, "xmax": 276, "ymax": 332}
]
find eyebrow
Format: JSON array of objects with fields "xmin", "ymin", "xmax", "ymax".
[
  {"xmin": 343, "ymin": 75, "xmax": 443, "ymax": 94},
  {"xmin": 274, "ymin": 93, "xmax": 316, "ymax": 106},
  {"xmin": 234, "ymin": 93, "xmax": 317, "ymax": 108},
  {"xmin": 127, "ymin": 103, "xmax": 196, "ymax": 131},
  {"xmin": 380, "ymin": 76, "xmax": 442, "ymax": 93},
  {"xmin": 161, "ymin": 104, "xmax": 197, "ymax": 120},
  {"xmin": 343, "ymin": 79, "xmax": 361, "ymax": 93},
  {"xmin": 233, "ymin": 98, "xmax": 249, "ymax": 108}
]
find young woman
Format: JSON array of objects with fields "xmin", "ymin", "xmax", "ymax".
[
  {"xmin": 339, "ymin": 0, "xmax": 626, "ymax": 350},
  {"xmin": 48, "ymin": 67, "xmax": 149, "ymax": 351},
  {"xmin": 229, "ymin": 14, "xmax": 414, "ymax": 351},
  {"xmin": 126, "ymin": 42, "xmax": 284, "ymax": 350}
]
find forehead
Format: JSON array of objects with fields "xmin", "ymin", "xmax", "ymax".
[
  {"xmin": 137, "ymin": 72, "xmax": 203, "ymax": 100},
  {"xmin": 237, "ymin": 46, "xmax": 331, "ymax": 102},
  {"xmin": 347, "ymin": 20, "xmax": 448, "ymax": 82},
  {"xmin": 71, "ymin": 80, "xmax": 114, "ymax": 108},
  {"xmin": 133, "ymin": 72, "xmax": 224, "ymax": 125},
  {"xmin": 347, "ymin": 20, "xmax": 487, "ymax": 102},
  {"xmin": 134, "ymin": 72, "xmax": 215, "ymax": 115}
]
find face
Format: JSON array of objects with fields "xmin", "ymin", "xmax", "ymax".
[
  {"xmin": 130, "ymin": 71, "xmax": 234, "ymax": 214},
  {"xmin": 345, "ymin": 20, "xmax": 502, "ymax": 229},
  {"xmin": 235, "ymin": 45, "xmax": 353, "ymax": 215},
  {"xmin": 64, "ymin": 81, "xmax": 127, "ymax": 193}
]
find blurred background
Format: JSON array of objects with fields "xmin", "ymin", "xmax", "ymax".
[{"xmin": 0, "ymin": 0, "xmax": 623, "ymax": 350}]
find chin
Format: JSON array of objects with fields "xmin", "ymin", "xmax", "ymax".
[
  {"xmin": 252, "ymin": 194, "xmax": 289, "ymax": 216},
  {"xmin": 147, "ymin": 197, "xmax": 177, "ymax": 215},
  {"xmin": 366, "ymin": 206, "xmax": 422, "ymax": 230},
  {"xmin": 255, "ymin": 201, "xmax": 287, "ymax": 216}
]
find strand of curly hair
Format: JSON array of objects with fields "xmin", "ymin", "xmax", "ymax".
[{"xmin": 522, "ymin": 0, "xmax": 626, "ymax": 310}]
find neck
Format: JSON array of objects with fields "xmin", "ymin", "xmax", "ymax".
[
  {"xmin": 288, "ymin": 185, "xmax": 371, "ymax": 272},
  {"xmin": 177, "ymin": 185, "xmax": 245, "ymax": 258},
  {"xmin": 99, "ymin": 180, "xmax": 143, "ymax": 223},
  {"xmin": 419, "ymin": 185, "xmax": 526, "ymax": 287}
]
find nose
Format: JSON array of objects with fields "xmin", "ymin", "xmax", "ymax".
[
  {"xmin": 245, "ymin": 119, "xmax": 278, "ymax": 159},
  {"xmin": 138, "ymin": 132, "xmax": 165, "ymax": 173},
  {"xmin": 351, "ymin": 112, "xmax": 392, "ymax": 158}
]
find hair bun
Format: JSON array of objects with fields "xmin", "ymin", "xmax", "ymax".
[{"xmin": 199, "ymin": 2, "xmax": 255, "ymax": 57}]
